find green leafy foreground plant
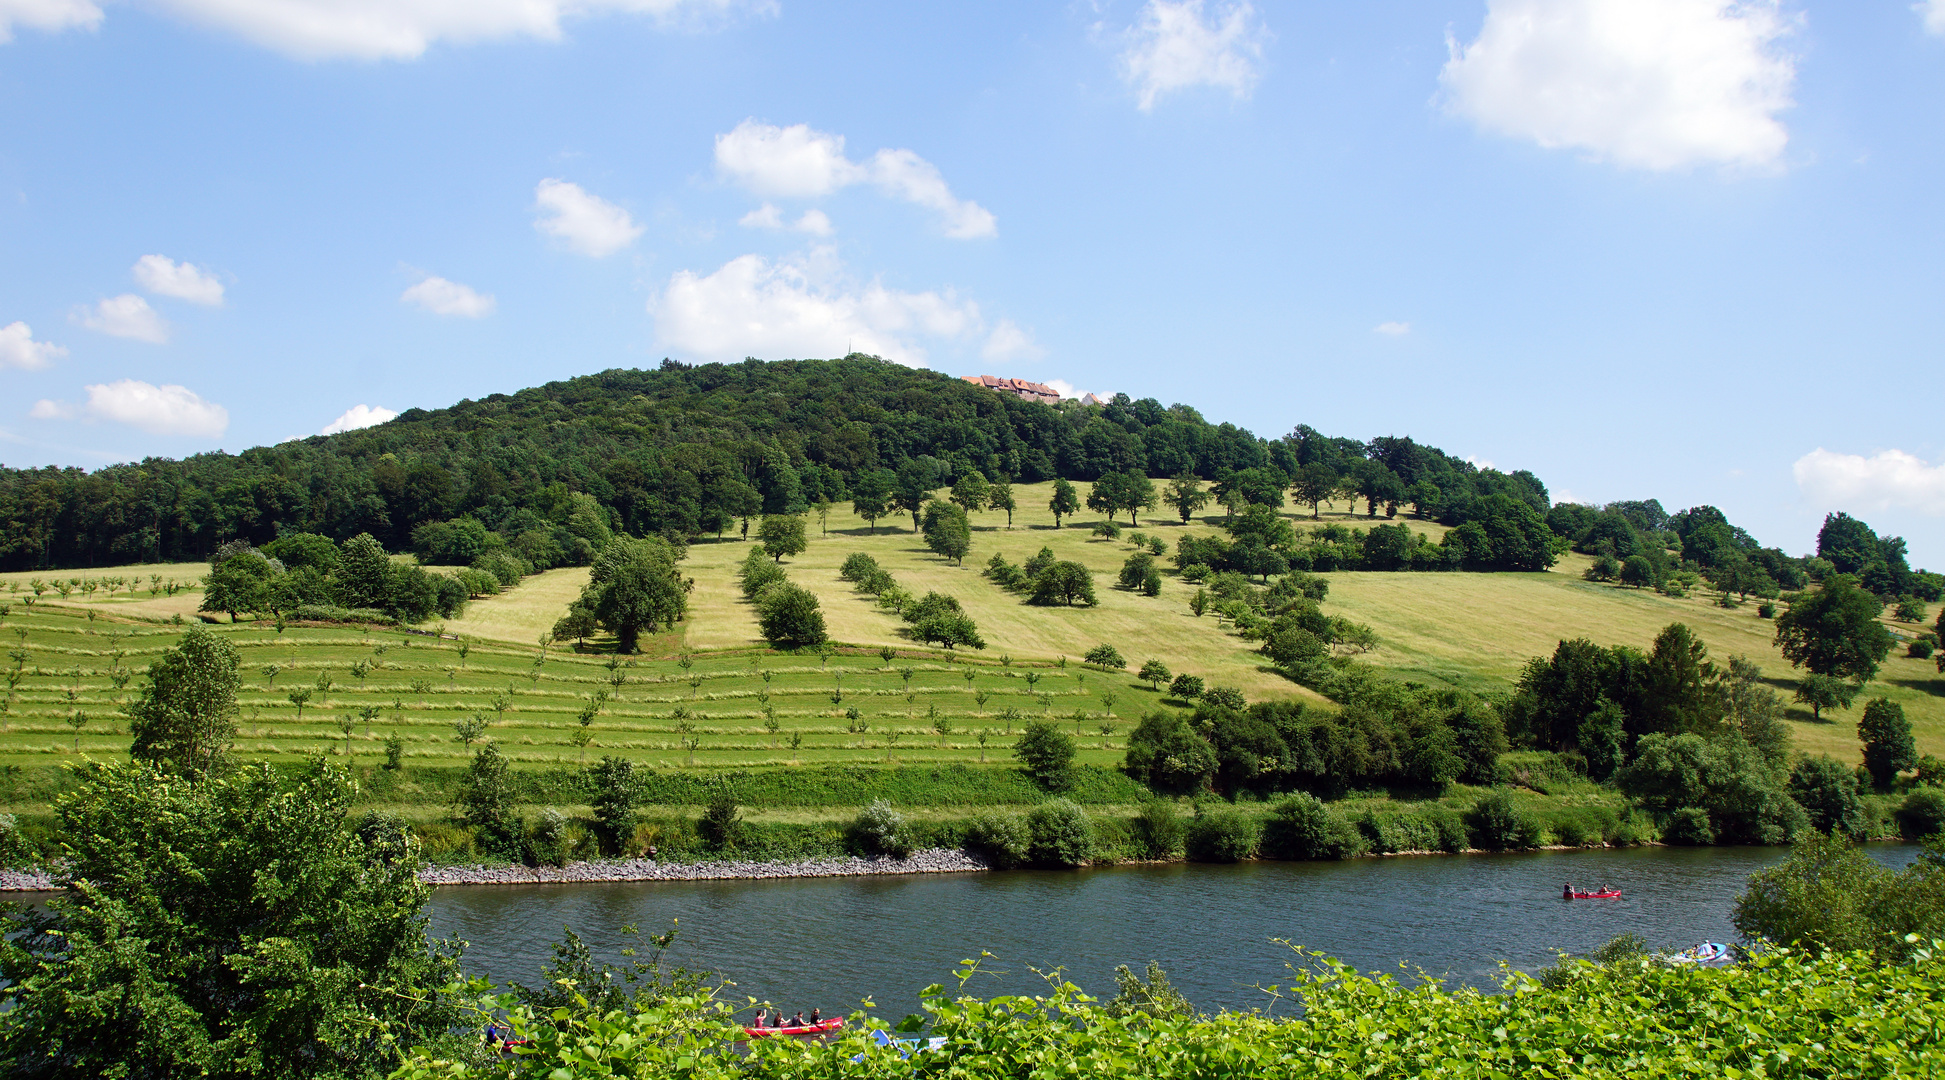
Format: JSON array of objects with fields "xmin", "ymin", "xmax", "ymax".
[{"xmin": 392, "ymin": 941, "xmax": 1945, "ymax": 1079}]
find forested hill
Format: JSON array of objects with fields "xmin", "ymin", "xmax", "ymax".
[{"xmin": 0, "ymin": 354, "xmax": 1781, "ymax": 579}]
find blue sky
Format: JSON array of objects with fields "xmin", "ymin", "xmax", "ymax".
[{"xmin": 2, "ymin": 0, "xmax": 1943, "ymax": 564}]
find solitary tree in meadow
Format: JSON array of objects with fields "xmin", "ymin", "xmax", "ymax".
[{"xmin": 1048, "ymin": 478, "xmax": 1079, "ymax": 527}]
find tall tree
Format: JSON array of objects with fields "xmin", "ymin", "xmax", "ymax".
[
  {"xmin": 986, "ymin": 479, "xmax": 1017, "ymax": 526},
  {"xmin": 850, "ymin": 468, "xmax": 893, "ymax": 534},
  {"xmin": 890, "ymin": 460, "xmax": 935, "ymax": 533},
  {"xmin": 921, "ymin": 500, "xmax": 973, "ymax": 565},
  {"xmin": 948, "ymin": 471, "xmax": 990, "ymax": 516},
  {"xmin": 1774, "ymin": 575, "xmax": 1895, "ymax": 681},
  {"xmin": 0, "ymin": 760, "xmax": 464, "ymax": 1077},
  {"xmin": 1857, "ymin": 698, "xmax": 1916, "ymax": 791},
  {"xmin": 1048, "ymin": 477, "xmax": 1079, "ymax": 527},
  {"xmin": 1291, "ymin": 462, "xmax": 1338, "ymax": 520},
  {"xmin": 755, "ymin": 514, "xmax": 807, "ymax": 562},
  {"xmin": 1163, "ymin": 473, "xmax": 1211, "ymax": 523},
  {"xmin": 576, "ymin": 536, "xmax": 689, "ymax": 654},
  {"xmin": 127, "ymin": 625, "xmax": 241, "ymax": 781}
]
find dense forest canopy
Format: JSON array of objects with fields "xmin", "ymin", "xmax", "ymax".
[{"xmin": 0, "ymin": 355, "xmax": 1922, "ymax": 596}]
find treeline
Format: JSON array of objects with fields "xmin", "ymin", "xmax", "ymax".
[
  {"xmin": 1, "ymin": 355, "xmax": 1563, "ymax": 571},
  {"xmin": 198, "ymin": 532, "xmax": 474, "ymax": 624}
]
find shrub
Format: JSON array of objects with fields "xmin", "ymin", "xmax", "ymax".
[
  {"xmin": 1084, "ymin": 643, "xmax": 1126, "ymax": 669},
  {"xmin": 1464, "ymin": 789, "xmax": 1525, "ymax": 851},
  {"xmin": 1168, "ymin": 673, "xmax": 1205, "ymax": 700},
  {"xmin": 1014, "ymin": 721, "xmax": 1077, "ymax": 791},
  {"xmin": 1552, "ymin": 815, "xmax": 1591, "ymax": 848},
  {"xmin": 1663, "ymin": 807, "xmax": 1716, "ymax": 845},
  {"xmin": 1260, "ymin": 793, "xmax": 1364, "ymax": 860},
  {"xmin": 1180, "ymin": 562, "xmax": 1210, "ymax": 583},
  {"xmin": 1184, "ymin": 809, "xmax": 1258, "ymax": 863},
  {"xmin": 1430, "ymin": 812, "xmax": 1468, "ymax": 853},
  {"xmin": 846, "ymin": 799, "xmax": 913, "ymax": 858},
  {"xmin": 1910, "ymin": 639, "xmax": 1935, "ymax": 660},
  {"xmin": 1122, "ymin": 711, "xmax": 1216, "ymax": 794},
  {"xmin": 838, "ymin": 553, "xmax": 880, "ymax": 582},
  {"xmin": 1897, "ymin": 789, "xmax": 1945, "ymax": 839},
  {"xmin": 1142, "ymin": 569, "xmax": 1163, "ymax": 597},
  {"xmin": 588, "ymin": 755, "xmax": 639, "ymax": 856},
  {"xmin": 1200, "ymin": 686, "xmax": 1247, "ymax": 711},
  {"xmin": 527, "ymin": 808, "xmax": 573, "ymax": 867},
  {"xmin": 696, "ymin": 780, "xmax": 742, "ymax": 852},
  {"xmin": 1895, "ymin": 597, "xmax": 1928, "ymax": 622},
  {"xmin": 1859, "ymin": 698, "xmax": 1917, "ymax": 791},
  {"xmin": 1091, "ymin": 521, "xmax": 1122, "ymax": 540},
  {"xmin": 1758, "ymin": 602, "xmax": 1776, "ymax": 619},
  {"xmin": 755, "ymin": 582, "xmax": 827, "ymax": 647},
  {"xmin": 1787, "ymin": 755, "xmax": 1868, "ymax": 838},
  {"xmin": 1129, "ymin": 799, "xmax": 1185, "ymax": 858},
  {"xmin": 1118, "ymin": 552, "xmax": 1155, "ymax": 590},
  {"xmin": 1025, "ymin": 799, "xmax": 1093, "ymax": 867},
  {"xmin": 1028, "ymin": 561, "xmax": 1097, "ymax": 606},
  {"xmin": 964, "ymin": 811, "xmax": 1029, "ymax": 869}
]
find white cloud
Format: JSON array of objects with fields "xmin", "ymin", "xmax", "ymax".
[
  {"xmin": 1119, "ymin": 0, "xmax": 1266, "ymax": 111},
  {"xmin": 532, "ymin": 178, "xmax": 644, "ymax": 258},
  {"xmin": 128, "ymin": 0, "xmax": 761, "ymax": 61},
  {"xmin": 72, "ymin": 294, "xmax": 169, "ymax": 343},
  {"xmin": 714, "ymin": 120, "xmax": 997, "ymax": 239},
  {"xmin": 401, "ymin": 275, "xmax": 496, "ymax": 318},
  {"xmin": 1043, "ymin": 379, "xmax": 1102, "ymax": 401},
  {"xmin": 321, "ymin": 403, "xmax": 399, "ymax": 435},
  {"xmin": 0, "ymin": 0, "xmax": 100, "ymax": 43},
  {"xmin": 1922, "ymin": 1, "xmax": 1945, "ymax": 36},
  {"xmin": 982, "ymin": 319, "xmax": 1045, "ymax": 363},
  {"xmin": 132, "ymin": 254, "xmax": 225, "ymax": 306},
  {"xmin": 1440, "ymin": 0, "xmax": 1796, "ymax": 171},
  {"xmin": 739, "ymin": 203, "xmax": 835, "ymax": 236},
  {"xmin": 0, "ymin": 321, "xmax": 66, "ymax": 370},
  {"xmin": 650, "ymin": 249, "xmax": 987, "ymax": 366},
  {"xmin": 32, "ymin": 379, "xmax": 228, "ymax": 436},
  {"xmin": 1794, "ymin": 448, "xmax": 1945, "ymax": 516},
  {"xmin": 1373, "ymin": 321, "xmax": 1411, "ymax": 335}
]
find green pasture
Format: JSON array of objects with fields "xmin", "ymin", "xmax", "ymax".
[{"xmin": 2, "ymin": 479, "xmax": 1939, "ymax": 787}]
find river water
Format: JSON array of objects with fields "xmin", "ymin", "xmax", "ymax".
[{"xmin": 427, "ymin": 845, "xmax": 1921, "ymax": 1016}]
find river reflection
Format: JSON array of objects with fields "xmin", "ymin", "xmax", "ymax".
[{"xmin": 428, "ymin": 844, "xmax": 1920, "ymax": 1015}]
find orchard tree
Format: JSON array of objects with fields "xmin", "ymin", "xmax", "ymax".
[
  {"xmin": 576, "ymin": 536, "xmax": 689, "ymax": 654},
  {"xmin": 987, "ymin": 479, "xmax": 1017, "ymax": 526},
  {"xmin": 1048, "ymin": 478, "xmax": 1080, "ymax": 527},
  {"xmin": 921, "ymin": 500, "xmax": 973, "ymax": 565},
  {"xmin": 891, "ymin": 460, "xmax": 936, "ymax": 533},
  {"xmin": 949, "ymin": 472, "xmax": 990, "ymax": 516},
  {"xmin": 1163, "ymin": 474, "xmax": 1211, "ymax": 523},
  {"xmin": 127, "ymin": 625, "xmax": 241, "ymax": 781},
  {"xmin": 1775, "ymin": 574, "xmax": 1895, "ymax": 681},
  {"xmin": 757, "ymin": 583, "xmax": 827, "ymax": 647},
  {"xmin": 851, "ymin": 468, "xmax": 894, "ymax": 534},
  {"xmin": 1858, "ymin": 697, "xmax": 1916, "ymax": 790},
  {"xmin": 1138, "ymin": 659, "xmax": 1171, "ymax": 691},
  {"xmin": 1291, "ymin": 462, "xmax": 1339, "ymax": 519},
  {"xmin": 1087, "ymin": 472, "xmax": 1158, "ymax": 526},
  {"xmin": 1794, "ymin": 674, "xmax": 1858, "ymax": 722},
  {"xmin": 755, "ymin": 515, "xmax": 807, "ymax": 562}
]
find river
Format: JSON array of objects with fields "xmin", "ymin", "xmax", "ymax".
[{"xmin": 428, "ymin": 844, "xmax": 1922, "ymax": 1016}]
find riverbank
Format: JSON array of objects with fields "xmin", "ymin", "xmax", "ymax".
[{"xmin": 418, "ymin": 847, "xmax": 988, "ymax": 886}]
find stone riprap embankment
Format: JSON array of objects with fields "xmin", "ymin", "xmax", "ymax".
[
  {"xmin": 416, "ymin": 848, "xmax": 987, "ymax": 887},
  {"xmin": 0, "ymin": 849, "xmax": 987, "ymax": 892}
]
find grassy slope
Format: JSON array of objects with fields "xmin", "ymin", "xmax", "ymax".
[{"xmin": 2, "ymin": 482, "xmax": 1938, "ymax": 802}]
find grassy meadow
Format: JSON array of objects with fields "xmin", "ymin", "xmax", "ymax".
[{"xmin": 1, "ymin": 480, "xmax": 1938, "ymax": 806}]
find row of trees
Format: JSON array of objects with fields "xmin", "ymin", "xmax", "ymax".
[{"xmin": 200, "ymin": 531, "xmax": 468, "ymax": 624}]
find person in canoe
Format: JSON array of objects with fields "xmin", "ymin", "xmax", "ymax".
[
  {"xmin": 1562, "ymin": 883, "xmax": 1574, "ymax": 900},
  {"xmin": 809, "ymin": 1008, "xmax": 821, "ymax": 1025},
  {"xmin": 791, "ymin": 1011, "xmax": 805, "ymax": 1027}
]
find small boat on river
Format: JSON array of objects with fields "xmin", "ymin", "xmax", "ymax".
[
  {"xmin": 1663, "ymin": 941, "xmax": 1733, "ymax": 967},
  {"xmin": 744, "ymin": 1016, "xmax": 845, "ymax": 1038},
  {"xmin": 1567, "ymin": 889, "xmax": 1621, "ymax": 900}
]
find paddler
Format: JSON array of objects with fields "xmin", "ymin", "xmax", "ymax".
[{"xmin": 1562, "ymin": 883, "xmax": 1574, "ymax": 900}]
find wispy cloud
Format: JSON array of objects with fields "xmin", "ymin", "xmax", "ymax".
[
  {"xmin": 321, "ymin": 404, "xmax": 399, "ymax": 435},
  {"xmin": 0, "ymin": 321, "xmax": 67, "ymax": 370},
  {"xmin": 32, "ymin": 379, "xmax": 228, "ymax": 437},
  {"xmin": 133, "ymin": 254, "xmax": 225, "ymax": 306},
  {"xmin": 715, "ymin": 121, "xmax": 997, "ymax": 239},
  {"xmin": 72, "ymin": 294, "xmax": 169, "ymax": 343},
  {"xmin": 1794, "ymin": 447, "xmax": 1945, "ymax": 515},
  {"xmin": 1119, "ymin": 0, "xmax": 1267, "ymax": 111},
  {"xmin": 401, "ymin": 275, "xmax": 496, "ymax": 317},
  {"xmin": 533, "ymin": 178, "xmax": 644, "ymax": 257}
]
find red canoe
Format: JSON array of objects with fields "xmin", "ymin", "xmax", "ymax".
[
  {"xmin": 1568, "ymin": 890, "xmax": 1621, "ymax": 899},
  {"xmin": 744, "ymin": 1017, "xmax": 844, "ymax": 1038}
]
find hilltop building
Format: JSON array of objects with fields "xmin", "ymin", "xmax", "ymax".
[{"xmin": 961, "ymin": 374, "xmax": 1059, "ymax": 404}]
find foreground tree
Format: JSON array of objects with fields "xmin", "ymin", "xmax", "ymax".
[
  {"xmin": 127, "ymin": 625, "xmax": 241, "ymax": 781},
  {"xmin": 574, "ymin": 536, "xmax": 689, "ymax": 653},
  {"xmin": 1774, "ymin": 574, "xmax": 1895, "ymax": 681},
  {"xmin": 1733, "ymin": 830, "xmax": 1945, "ymax": 962},
  {"xmin": 0, "ymin": 760, "xmax": 465, "ymax": 1077}
]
